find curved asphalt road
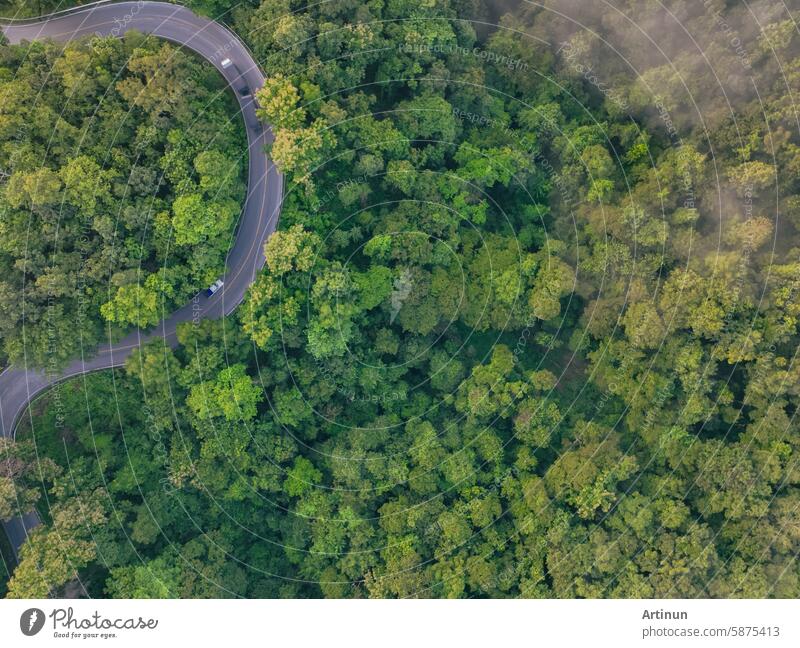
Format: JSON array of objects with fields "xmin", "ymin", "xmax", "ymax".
[{"xmin": 0, "ymin": 1, "xmax": 282, "ymax": 556}]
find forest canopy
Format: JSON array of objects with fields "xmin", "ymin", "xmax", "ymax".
[
  {"xmin": 0, "ymin": 31, "xmax": 245, "ymax": 368},
  {"xmin": 2, "ymin": 0, "xmax": 800, "ymax": 600}
]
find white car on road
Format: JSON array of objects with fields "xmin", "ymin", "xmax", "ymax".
[{"xmin": 205, "ymin": 279, "xmax": 224, "ymax": 297}]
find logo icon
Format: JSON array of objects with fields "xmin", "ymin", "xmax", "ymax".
[{"xmin": 20, "ymin": 608, "xmax": 45, "ymax": 636}]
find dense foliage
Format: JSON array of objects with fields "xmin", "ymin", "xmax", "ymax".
[
  {"xmin": 0, "ymin": 32, "xmax": 245, "ymax": 367},
  {"xmin": 3, "ymin": 0, "xmax": 800, "ymax": 599}
]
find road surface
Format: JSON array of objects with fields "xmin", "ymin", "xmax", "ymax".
[{"xmin": 0, "ymin": 1, "xmax": 282, "ymax": 557}]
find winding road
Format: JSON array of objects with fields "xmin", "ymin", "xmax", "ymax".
[{"xmin": 0, "ymin": 1, "xmax": 282, "ymax": 557}]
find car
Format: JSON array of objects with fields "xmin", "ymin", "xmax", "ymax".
[
  {"xmin": 244, "ymin": 97, "xmax": 262, "ymax": 132},
  {"xmin": 205, "ymin": 279, "xmax": 224, "ymax": 297},
  {"xmin": 220, "ymin": 57, "xmax": 233, "ymax": 68},
  {"xmin": 238, "ymin": 84, "xmax": 251, "ymax": 97}
]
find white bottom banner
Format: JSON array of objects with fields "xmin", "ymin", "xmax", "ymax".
[{"xmin": 0, "ymin": 599, "xmax": 797, "ymax": 647}]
